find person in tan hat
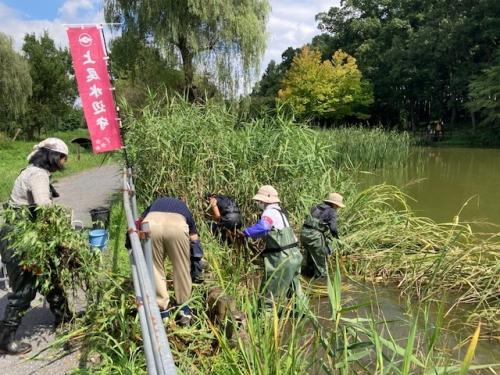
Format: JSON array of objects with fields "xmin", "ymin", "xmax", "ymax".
[
  {"xmin": 300, "ymin": 192, "xmax": 345, "ymax": 278},
  {"xmin": 242, "ymin": 185, "xmax": 304, "ymax": 310},
  {"xmin": 0, "ymin": 138, "xmax": 71, "ymax": 355}
]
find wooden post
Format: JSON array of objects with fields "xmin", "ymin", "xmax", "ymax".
[{"xmin": 12, "ymin": 128, "xmax": 21, "ymax": 141}]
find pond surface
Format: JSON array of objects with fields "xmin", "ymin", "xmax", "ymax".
[
  {"xmin": 360, "ymin": 147, "xmax": 500, "ymax": 230},
  {"xmin": 340, "ymin": 146, "xmax": 500, "ymax": 369},
  {"xmin": 314, "ymin": 281, "xmax": 500, "ymax": 371}
]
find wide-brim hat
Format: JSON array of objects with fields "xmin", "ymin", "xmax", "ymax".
[
  {"xmin": 252, "ymin": 185, "xmax": 280, "ymax": 204},
  {"xmin": 324, "ymin": 192, "xmax": 345, "ymax": 208}
]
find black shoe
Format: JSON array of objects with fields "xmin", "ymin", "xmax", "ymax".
[
  {"xmin": 177, "ymin": 306, "xmax": 193, "ymax": 326},
  {"xmin": 0, "ymin": 327, "xmax": 32, "ymax": 355}
]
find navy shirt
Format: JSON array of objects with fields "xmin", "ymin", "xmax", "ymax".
[
  {"xmin": 142, "ymin": 197, "xmax": 197, "ymax": 234},
  {"xmin": 311, "ymin": 203, "xmax": 339, "ymax": 238}
]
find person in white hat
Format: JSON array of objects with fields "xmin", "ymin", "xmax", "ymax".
[
  {"xmin": 242, "ymin": 185, "xmax": 304, "ymax": 310},
  {"xmin": 300, "ymin": 192, "xmax": 345, "ymax": 278},
  {"xmin": 0, "ymin": 138, "xmax": 71, "ymax": 355}
]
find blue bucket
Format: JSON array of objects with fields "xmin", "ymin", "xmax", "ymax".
[{"xmin": 89, "ymin": 229, "xmax": 108, "ymax": 250}]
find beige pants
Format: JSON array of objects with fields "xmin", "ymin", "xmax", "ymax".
[{"xmin": 143, "ymin": 211, "xmax": 192, "ymax": 311}]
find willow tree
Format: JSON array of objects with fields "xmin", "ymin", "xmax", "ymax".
[
  {"xmin": 105, "ymin": 0, "xmax": 270, "ymax": 98},
  {"xmin": 0, "ymin": 32, "xmax": 32, "ymax": 133}
]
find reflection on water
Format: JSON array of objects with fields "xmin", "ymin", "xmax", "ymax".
[
  {"xmin": 359, "ymin": 147, "xmax": 500, "ymax": 228},
  {"xmin": 312, "ymin": 281, "xmax": 500, "ymax": 369},
  {"xmin": 349, "ymin": 147, "xmax": 500, "ymax": 368}
]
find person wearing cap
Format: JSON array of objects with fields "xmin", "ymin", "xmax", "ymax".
[
  {"xmin": 205, "ymin": 192, "xmax": 242, "ymax": 244},
  {"xmin": 0, "ymin": 138, "xmax": 72, "ymax": 355},
  {"xmin": 300, "ymin": 192, "xmax": 345, "ymax": 278},
  {"xmin": 241, "ymin": 185, "xmax": 304, "ymax": 310}
]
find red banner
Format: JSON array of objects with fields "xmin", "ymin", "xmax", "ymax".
[{"xmin": 67, "ymin": 26, "xmax": 122, "ymax": 153}]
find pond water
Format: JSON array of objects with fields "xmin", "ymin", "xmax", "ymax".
[
  {"xmin": 328, "ymin": 146, "xmax": 500, "ymax": 369},
  {"xmin": 314, "ymin": 281, "xmax": 500, "ymax": 371},
  {"xmin": 360, "ymin": 147, "xmax": 500, "ymax": 230}
]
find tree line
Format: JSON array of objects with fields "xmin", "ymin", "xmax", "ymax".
[
  {"xmin": 251, "ymin": 0, "xmax": 499, "ymax": 144},
  {"xmin": 2, "ymin": 1, "xmax": 498, "ymax": 144},
  {"xmin": 0, "ymin": 32, "xmax": 80, "ymax": 139}
]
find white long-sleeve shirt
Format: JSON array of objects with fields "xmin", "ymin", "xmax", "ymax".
[{"xmin": 9, "ymin": 165, "xmax": 52, "ymax": 207}]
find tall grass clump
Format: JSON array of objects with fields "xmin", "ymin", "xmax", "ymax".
[
  {"xmin": 123, "ymin": 96, "xmax": 499, "ymax": 333},
  {"xmin": 123, "ymin": 97, "xmax": 409, "ymax": 224},
  {"xmin": 338, "ymin": 185, "xmax": 500, "ymax": 336},
  {"xmin": 114, "ymin": 96, "xmax": 499, "ymax": 372},
  {"xmin": 321, "ymin": 127, "xmax": 411, "ymax": 170}
]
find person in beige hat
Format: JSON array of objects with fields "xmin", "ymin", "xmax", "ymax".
[
  {"xmin": 0, "ymin": 138, "xmax": 71, "ymax": 355},
  {"xmin": 300, "ymin": 192, "xmax": 345, "ymax": 278},
  {"xmin": 242, "ymin": 185, "xmax": 304, "ymax": 310}
]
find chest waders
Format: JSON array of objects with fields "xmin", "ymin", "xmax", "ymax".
[
  {"xmin": 261, "ymin": 209, "xmax": 304, "ymax": 310},
  {"xmin": 300, "ymin": 207, "xmax": 331, "ymax": 278},
  {"xmin": 0, "ymin": 207, "xmax": 71, "ymax": 355}
]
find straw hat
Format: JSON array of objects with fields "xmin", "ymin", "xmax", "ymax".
[
  {"xmin": 324, "ymin": 192, "xmax": 345, "ymax": 208},
  {"xmin": 27, "ymin": 138, "xmax": 69, "ymax": 161},
  {"xmin": 252, "ymin": 185, "xmax": 280, "ymax": 204}
]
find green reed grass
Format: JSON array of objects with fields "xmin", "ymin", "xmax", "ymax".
[
  {"xmin": 60, "ymin": 214, "xmax": 497, "ymax": 374},
  {"xmin": 62, "ymin": 97, "xmax": 499, "ymax": 373},
  {"xmin": 123, "ymin": 97, "xmax": 409, "ymax": 225},
  {"xmin": 338, "ymin": 185, "xmax": 500, "ymax": 336},
  {"xmin": 123, "ymin": 97, "xmax": 498, "ymax": 335}
]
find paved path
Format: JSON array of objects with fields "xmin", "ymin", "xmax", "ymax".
[{"xmin": 0, "ymin": 163, "xmax": 121, "ymax": 374}]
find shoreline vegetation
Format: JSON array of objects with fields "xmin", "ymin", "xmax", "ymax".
[
  {"xmin": 108, "ymin": 98, "xmax": 496, "ymax": 373},
  {"xmin": 7, "ymin": 98, "xmax": 498, "ymax": 373}
]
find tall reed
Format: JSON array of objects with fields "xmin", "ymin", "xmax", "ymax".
[{"xmin": 110, "ymin": 96, "xmax": 500, "ymax": 372}]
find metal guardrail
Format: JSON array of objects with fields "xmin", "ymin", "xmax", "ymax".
[{"xmin": 123, "ymin": 167, "xmax": 177, "ymax": 375}]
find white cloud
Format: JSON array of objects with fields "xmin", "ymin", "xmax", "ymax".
[
  {"xmin": 59, "ymin": 0, "xmax": 95, "ymax": 19},
  {"xmin": 262, "ymin": 0, "xmax": 340, "ymax": 70},
  {"xmin": 0, "ymin": 0, "xmax": 339, "ymax": 88},
  {"xmin": 0, "ymin": 0, "xmax": 105, "ymax": 51}
]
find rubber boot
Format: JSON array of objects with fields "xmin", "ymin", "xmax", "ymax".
[{"xmin": 0, "ymin": 326, "xmax": 32, "ymax": 355}]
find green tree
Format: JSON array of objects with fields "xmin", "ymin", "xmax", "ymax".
[
  {"xmin": 110, "ymin": 35, "xmax": 222, "ymax": 109},
  {"xmin": 467, "ymin": 49, "xmax": 500, "ymax": 143},
  {"xmin": 22, "ymin": 32, "xmax": 76, "ymax": 138},
  {"xmin": 278, "ymin": 47, "xmax": 373, "ymax": 122},
  {"xmin": 105, "ymin": 0, "xmax": 270, "ymax": 98},
  {"xmin": 315, "ymin": 0, "xmax": 500, "ymax": 129},
  {"xmin": 0, "ymin": 32, "xmax": 32, "ymax": 133}
]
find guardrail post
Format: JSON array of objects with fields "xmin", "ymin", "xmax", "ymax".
[
  {"xmin": 123, "ymin": 168, "xmax": 177, "ymax": 375},
  {"xmin": 130, "ymin": 253, "xmax": 158, "ymax": 375},
  {"xmin": 127, "ymin": 167, "xmax": 139, "ymax": 218}
]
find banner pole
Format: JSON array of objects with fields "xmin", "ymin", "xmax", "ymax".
[{"xmin": 98, "ymin": 25, "xmax": 132, "ymax": 168}]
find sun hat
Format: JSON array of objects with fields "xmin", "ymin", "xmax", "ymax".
[
  {"xmin": 324, "ymin": 192, "xmax": 345, "ymax": 208},
  {"xmin": 27, "ymin": 138, "xmax": 69, "ymax": 161},
  {"xmin": 252, "ymin": 185, "xmax": 280, "ymax": 204}
]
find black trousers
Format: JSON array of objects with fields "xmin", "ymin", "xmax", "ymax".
[{"xmin": 0, "ymin": 225, "xmax": 69, "ymax": 329}]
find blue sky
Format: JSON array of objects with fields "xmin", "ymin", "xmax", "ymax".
[
  {"xmin": 0, "ymin": 0, "xmax": 339, "ymax": 77},
  {"xmin": 1, "ymin": 0, "xmax": 66, "ymax": 19}
]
